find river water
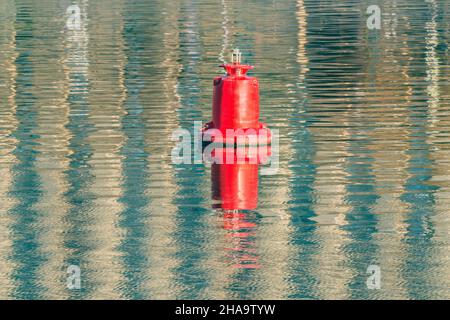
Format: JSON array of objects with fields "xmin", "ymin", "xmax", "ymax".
[{"xmin": 0, "ymin": 0, "xmax": 449, "ymax": 299}]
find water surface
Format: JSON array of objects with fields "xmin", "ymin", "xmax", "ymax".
[{"xmin": 0, "ymin": 0, "xmax": 449, "ymax": 299}]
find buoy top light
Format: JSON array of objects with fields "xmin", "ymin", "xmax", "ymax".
[{"xmin": 220, "ymin": 48, "xmax": 254, "ymax": 77}]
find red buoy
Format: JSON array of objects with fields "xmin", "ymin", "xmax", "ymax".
[
  {"xmin": 203, "ymin": 49, "xmax": 270, "ymax": 146},
  {"xmin": 204, "ymin": 49, "xmax": 272, "ymax": 211}
]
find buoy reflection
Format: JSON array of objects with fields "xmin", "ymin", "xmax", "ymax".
[{"xmin": 210, "ymin": 146, "xmax": 271, "ymax": 269}]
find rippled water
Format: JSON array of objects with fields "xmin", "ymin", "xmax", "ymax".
[{"xmin": 0, "ymin": 0, "xmax": 449, "ymax": 299}]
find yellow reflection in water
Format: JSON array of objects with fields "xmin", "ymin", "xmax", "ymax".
[
  {"xmin": 425, "ymin": 0, "xmax": 450, "ymax": 295},
  {"xmin": 84, "ymin": 0, "xmax": 126, "ymax": 299},
  {"xmin": 144, "ymin": 0, "xmax": 184, "ymax": 299},
  {"xmin": 0, "ymin": 0, "xmax": 18, "ymax": 299},
  {"xmin": 366, "ymin": 18, "xmax": 413, "ymax": 298},
  {"xmin": 31, "ymin": 1, "xmax": 73, "ymax": 299}
]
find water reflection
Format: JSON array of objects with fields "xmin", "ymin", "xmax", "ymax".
[
  {"xmin": 425, "ymin": 0, "xmax": 450, "ymax": 294},
  {"xmin": 210, "ymin": 148, "xmax": 260, "ymax": 273},
  {"xmin": 0, "ymin": 0, "xmax": 449, "ymax": 299},
  {"xmin": 143, "ymin": 0, "xmax": 183, "ymax": 299},
  {"xmin": 83, "ymin": 0, "xmax": 127, "ymax": 299},
  {"xmin": 31, "ymin": 1, "xmax": 73, "ymax": 299}
]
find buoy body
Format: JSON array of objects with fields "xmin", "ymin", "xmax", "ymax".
[
  {"xmin": 212, "ymin": 64, "xmax": 259, "ymax": 130},
  {"xmin": 203, "ymin": 57, "xmax": 271, "ymax": 146},
  {"xmin": 204, "ymin": 50, "xmax": 272, "ymax": 211}
]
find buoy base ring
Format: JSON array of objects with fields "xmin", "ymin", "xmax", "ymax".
[{"xmin": 201, "ymin": 122, "xmax": 272, "ymax": 147}]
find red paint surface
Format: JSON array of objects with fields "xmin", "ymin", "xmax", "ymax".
[
  {"xmin": 206, "ymin": 60, "xmax": 271, "ymax": 211},
  {"xmin": 212, "ymin": 62, "xmax": 259, "ymax": 130}
]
